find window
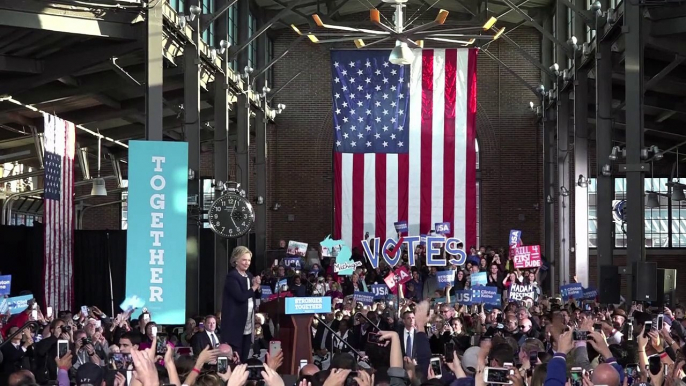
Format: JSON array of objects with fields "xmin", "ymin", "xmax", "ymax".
[
  {"xmin": 227, "ymin": 3, "xmax": 238, "ymax": 70},
  {"xmin": 248, "ymin": 12, "xmax": 257, "ymax": 69},
  {"xmin": 169, "ymin": 0, "xmax": 184, "ymax": 13},
  {"xmin": 202, "ymin": 179, "xmax": 217, "ymax": 228},
  {"xmin": 588, "ymin": 177, "xmax": 683, "ymax": 248},
  {"xmin": 476, "ymin": 139, "xmax": 481, "ymax": 247},
  {"xmin": 10, "ymin": 213, "xmax": 40, "ymax": 226},
  {"xmin": 266, "ymin": 37, "xmax": 274, "ymax": 87},
  {"xmin": 201, "ymin": 0, "xmax": 215, "ymax": 47},
  {"xmin": 567, "ymin": 8, "xmax": 574, "ymax": 70},
  {"xmin": 121, "ymin": 180, "xmax": 129, "ymax": 230}
]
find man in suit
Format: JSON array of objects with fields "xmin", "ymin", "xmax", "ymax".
[
  {"xmin": 312, "ymin": 313, "xmax": 339, "ymax": 356},
  {"xmin": 191, "ymin": 315, "xmax": 221, "ymax": 355},
  {"xmin": 1, "ymin": 327, "xmax": 33, "ymax": 385},
  {"xmin": 397, "ymin": 311, "xmax": 416, "ymax": 359}
]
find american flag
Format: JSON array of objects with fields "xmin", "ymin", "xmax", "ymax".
[
  {"xmin": 332, "ymin": 49, "xmax": 478, "ymax": 248},
  {"xmin": 43, "ymin": 113, "xmax": 75, "ymax": 311}
]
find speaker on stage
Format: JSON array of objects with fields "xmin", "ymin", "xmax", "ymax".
[
  {"xmin": 657, "ymin": 268, "xmax": 677, "ymax": 309},
  {"xmin": 599, "ymin": 265, "xmax": 621, "ymax": 304},
  {"xmin": 632, "ymin": 262, "xmax": 657, "ymax": 302}
]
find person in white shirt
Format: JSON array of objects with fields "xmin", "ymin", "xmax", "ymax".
[
  {"xmin": 399, "ymin": 311, "xmax": 416, "ymax": 359},
  {"xmin": 191, "ymin": 315, "xmax": 221, "ymax": 357}
]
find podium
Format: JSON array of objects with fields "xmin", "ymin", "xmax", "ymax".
[{"xmin": 260, "ymin": 299, "xmax": 313, "ymax": 374}]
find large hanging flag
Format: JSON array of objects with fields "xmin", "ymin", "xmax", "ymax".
[
  {"xmin": 331, "ymin": 49, "xmax": 478, "ymax": 248},
  {"xmin": 43, "ymin": 113, "xmax": 76, "ymax": 311}
]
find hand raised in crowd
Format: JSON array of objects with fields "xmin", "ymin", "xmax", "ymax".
[
  {"xmin": 556, "ymin": 330, "xmax": 574, "ymax": 355},
  {"xmin": 354, "ymin": 369, "xmax": 373, "ymax": 386},
  {"xmin": 113, "ymin": 372, "xmax": 127, "ymax": 386},
  {"xmin": 637, "ymin": 325, "xmax": 649, "ymax": 350},
  {"xmin": 648, "ymin": 330, "xmax": 662, "ymax": 351},
  {"xmin": 266, "ymin": 350, "xmax": 284, "ymax": 371},
  {"xmin": 55, "ymin": 352, "xmax": 73, "ymax": 371},
  {"xmin": 196, "ymin": 345, "xmax": 222, "ymax": 366},
  {"xmin": 586, "ymin": 331, "xmax": 612, "ymax": 358},
  {"xmin": 261, "ymin": 363, "xmax": 285, "ymax": 386},
  {"xmin": 131, "ymin": 347, "xmax": 160, "ymax": 386},
  {"xmin": 323, "ymin": 369, "xmax": 351, "ymax": 386},
  {"xmin": 227, "ymin": 364, "xmax": 249, "ymax": 386},
  {"xmin": 508, "ymin": 367, "xmax": 525, "ymax": 386}
]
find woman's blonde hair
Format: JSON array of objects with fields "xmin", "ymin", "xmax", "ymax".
[{"xmin": 230, "ymin": 246, "xmax": 252, "ymax": 267}]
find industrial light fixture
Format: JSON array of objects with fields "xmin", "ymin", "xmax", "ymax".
[
  {"xmin": 590, "ymin": 0, "xmax": 602, "ymax": 11},
  {"xmin": 262, "ymin": 85, "xmax": 271, "ymax": 98},
  {"xmin": 218, "ymin": 40, "xmax": 230, "ymax": 54},
  {"xmin": 601, "ymin": 164, "xmax": 612, "ymax": 176},
  {"xmin": 672, "ymin": 187, "xmax": 685, "ymax": 201},
  {"xmin": 560, "ymin": 186, "xmax": 570, "ymax": 196},
  {"xmin": 550, "ymin": 63, "xmax": 560, "ymax": 76},
  {"xmin": 609, "ymin": 146, "xmax": 620, "ymax": 161},
  {"xmin": 276, "ymin": 103, "xmax": 286, "ymax": 114},
  {"xmin": 256, "ymin": 196, "xmax": 264, "ymax": 205},
  {"xmin": 482, "ymin": 16, "xmax": 497, "ymax": 30},
  {"xmin": 646, "ymin": 192, "xmax": 660, "ymax": 208},
  {"xmin": 188, "ymin": 5, "xmax": 202, "ymax": 21},
  {"xmin": 529, "ymin": 101, "xmax": 535, "ymax": 111},
  {"xmin": 649, "ymin": 145, "xmax": 663, "ymax": 160},
  {"xmin": 577, "ymin": 174, "xmax": 588, "ymax": 188},
  {"xmin": 389, "ymin": 41, "xmax": 414, "ymax": 66},
  {"xmin": 91, "ymin": 133, "xmax": 107, "ymax": 196},
  {"xmin": 567, "ymin": 36, "xmax": 579, "ymax": 51},
  {"xmin": 178, "ymin": 13, "xmax": 187, "ymax": 29},
  {"xmin": 241, "ymin": 66, "xmax": 254, "ymax": 79},
  {"xmin": 536, "ymin": 85, "xmax": 545, "ymax": 95},
  {"xmin": 209, "ymin": 48, "xmax": 217, "ymax": 61},
  {"xmin": 272, "ymin": 202, "xmax": 281, "ymax": 211}
]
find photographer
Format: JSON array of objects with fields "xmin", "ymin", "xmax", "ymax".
[{"xmin": 72, "ymin": 330, "xmax": 102, "ymax": 370}]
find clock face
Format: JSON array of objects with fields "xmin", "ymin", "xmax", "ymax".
[{"xmin": 208, "ymin": 194, "xmax": 255, "ymax": 238}]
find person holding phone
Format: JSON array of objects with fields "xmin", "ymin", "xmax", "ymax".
[{"xmin": 221, "ymin": 246, "xmax": 261, "ymax": 362}]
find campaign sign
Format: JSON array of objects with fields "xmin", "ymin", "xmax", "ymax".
[
  {"xmin": 125, "ymin": 141, "xmax": 188, "ymax": 325},
  {"xmin": 511, "ymin": 245, "xmax": 541, "ymax": 269},
  {"xmin": 432, "ymin": 297, "xmax": 447, "ymax": 304},
  {"xmin": 383, "ymin": 266, "xmax": 412, "ymax": 294},
  {"xmin": 261, "ymin": 286, "xmax": 273, "ymax": 300},
  {"xmin": 471, "ymin": 272, "xmax": 487, "ymax": 287},
  {"xmin": 436, "ymin": 270, "xmax": 455, "ymax": 289},
  {"xmin": 560, "ymin": 283, "xmax": 584, "ymax": 301},
  {"xmin": 120, "ymin": 295, "xmax": 145, "ymax": 313},
  {"xmin": 353, "ymin": 291, "xmax": 375, "ymax": 306},
  {"xmin": 362, "ymin": 235, "xmax": 466, "ymax": 269},
  {"xmin": 283, "ymin": 257, "xmax": 301, "ymax": 269},
  {"xmin": 454, "ymin": 290, "xmax": 475, "ymax": 305},
  {"xmin": 509, "ymin": 230, "xmax": 522, "ymax": 246},
  {"xmin": 394, "ymin": 221, "xmax": 408, "ymax": 234},
  {"xmin": 435, "ymin": 222, "xmax": 451, "ymax": 235},
  {"xmin": 0, "ymin": 275, "xmax": 11, "ymax": 296},
  {"xmin": 583, "ymin": 287, "xmax": 598, "ymax": 300},
  {"xmin": 4, "ymin": 294, "xmax": 33, "ymax": 315},
  {"xmin": 473, "ymin": 287, "xmax": 500, "ymax": 306},
  {"xmin": 508, "ymin": 283, "xmax": 536, "ymax": 301},
  {"xmin": 276, "ymin": 279, "xmax": 288, "ymax": 291},
  {"xmin": 285, "ymin": 296, "xmax": 332, "ymax": 315},
  {"xmin": 370, "ymin": 284, "xmax": 389, "ymax": 299}
]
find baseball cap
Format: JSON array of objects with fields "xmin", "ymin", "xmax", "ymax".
[
  {"xmin": 460, "ymin": 346, "xmax": 480, "ymax": 375},
  {"xmin": 76, "ymin": 363, "xmax": 104, "ymax": 386}
]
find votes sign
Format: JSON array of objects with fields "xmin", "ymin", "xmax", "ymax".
[{"xmin": 511, "ymin": 245, "xmax": 541, "ymax": 269}]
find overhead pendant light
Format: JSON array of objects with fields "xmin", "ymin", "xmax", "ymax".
[
  {"xmin": 577, "ymin": 174, "xmax": 588, "ymax": 188},
  {"xmin": 646, "ymin": 192, "xmax": 660, "ymax": 208},
  {"xmin": 672, "ymin": 187, "xmax": 685, "ymax": 201},
  {"xmin": 389, "ymin": 40, "xmax": 414, "ymax": 65},
  {"xmin": 91, "ymin": 132, "xmax": 107, "ymax": 196}
]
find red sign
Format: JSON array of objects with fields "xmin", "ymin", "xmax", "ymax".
[
  {"xmin": 511, "ymin": 245, "xmax": 541, "ymax": 269},
  {"xmin": 384, "ymin": 266, "xmax": 412, "ymax": 294}
]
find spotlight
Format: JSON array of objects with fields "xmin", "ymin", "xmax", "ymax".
[
  {"xmin": 90, "ymin": 177, "xmax": 107, "ymax": 196},
  {"xmin": 272, "ymin": 202, "xmax": 281, "ymax": 211},
  {"xmin": 602, "ymin": 164, "xmax": 612, "ymax": 176},
  {"xmin": 218, "ymin": 40, "xmax": 230, "ymax": 54},
  {"xmin": 277, "ymin": 103, "xmax": 286, "ymax": 110},
  {"xmin": 241, "ymin": 66, "xmax": 254, "ymax": 79},
  {"xmin": 536, "ymin": 85, "xmax": 545, "ymax": 95},
  {"xmin": 609, "ymin": 146, "xmax": 620, "ymax": 161},
  {"xmin": 389, "ymin": 41, "xmax": 414, "ymax": 66},
  {"xmin": 560, "ymin": 186, "xmax": 570, "ymax": 197},
  {"xmin": 650, "ymin": 145, "xmax": 663, "ymax": 160},
  {"xmin": 529, "ymin": 101, "xmax": 535, "ymax": 110},
  {"xmin": 209, "ymin": 48, "xmax": 217, "ymax": 61},
  {"xmin": 567, "ymin": 36, "xmax": 578, "ymax": 49},
  {"xmin": 178, "ymin": 13, "xmax": 187, "ymax": 29},
  {"xmin": 646, "ymin": 192, "xmax": 660, "ymax": 208},
  {"xmin": 577, "ymin": 174, "xmax": 588, "ymax": 188},
  {"xmin": 672, "ymin": 187, "xmax": 685, "ymax": 201},
  {"xmin": 262, "ymin": 85, "xmax": 271, "ymax": 96},
  {"xmin": 189, "ymin": 5, "xmax": 201, "ymax": 21},
  {"xmin": 550, "ymin": 63, "xmax": 560, "ymax": 76},
  {"xmin": 590, "ymin": 0, "xmax": 602, "ymax": 11}
]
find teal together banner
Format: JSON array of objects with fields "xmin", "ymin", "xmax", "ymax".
[{"xmin": 125, "ymin": 141, "xmax": 188, "ymax": 325}]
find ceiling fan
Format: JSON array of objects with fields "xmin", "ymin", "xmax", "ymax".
[{"xmin": 290, "ymin": 0, "xmax": 506, "ymax": 64}]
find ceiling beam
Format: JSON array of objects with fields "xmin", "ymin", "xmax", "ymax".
[{"xmin": 0, "ymin": 55, "xmax": 43, "ymax": 74}]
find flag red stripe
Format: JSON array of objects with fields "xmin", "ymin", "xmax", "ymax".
[
  {"xmin": 465, "ymin": 49, "xmax": 478, "ymax": 247},
  {"xmin": 375, "ymin": 153, "xmax": 386, "ymax": 241},
  {"xmin": 352, "ymin": 153, "xmax": 365, "ymax": 247},
  {"xmin": 333, "ymin": 152, "xmax": 343, "ymax": 240},
  {"xmin": 420, "ymin": 50, "xmax": 434, "ymax": 234},
  {"xmin": 397, "ymin": 153, "xmax": 409, "ymax": 226},
  {"xmin": 443, "ymin": 49, "xmax": 457, "ymax": 238}
]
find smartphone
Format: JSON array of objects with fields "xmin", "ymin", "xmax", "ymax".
[
  {"xmin": 95, "ymin": 320, "xmax": 102, "ymax": 329},
  {"xmin": 572, "ymin": 330, "xmax": 588, "ymax": 341},
  {"xmin": 299, "ymin": 359, "xmax": 308, "ymax": 370},
  {"xmin": 644, "ymin": 321, "xmax": 652, "ymax": 338},
  {"xmin": 529, "ymin": 351, "xmax": 538, "ymax": 364},
  {"xmin": 151, "ymin": 326, "xmax": 158, "ymax": 336},
  {"xmin": 175, "ymin": 347, "xmax": 193, "ymax": 356},
  {"xmin": 156, "ymin": 333, "xmax": 168, "ymax": 355},
  {"xmin": 57, "ymin": 339, "xmax": 69, "ymax": 359},
  {"xmin": 625, "ymin": 363, "xmax": 640, "ymax": 380},
  {"xmin": 217, "ymin": 356, "xmax": 229, "ymax": 374},
  {"xmin": 444, "ymin": 342, "xmax": 455, "ymax": 363},
  {"xmin": 483, "ymin": 367, "xmax": 513, "ymax": 384},
  {"xmin": 46, "ymin": 307, "xmax": 53, "ymax": 318},
  {"xmin": 111, "ymin": 353, "xmax": 133, "ymax": 370},
  {"xmin": 430, "ymin": 357, "xmax": 442, "ymax": 378},
  {"xmin": 470, "ymin": 335, "xmax": 480, "ymax": 346},
  {"xmin": 570, "ymin": 367, "xmax": 583, "ymax": 386},
  {"xmin": 81, "ymin": 305, "xmax": 88, "ymax": 317},
  {"xmin": 648, "ymin": 355, "xmax": 662, "ymax": 376},
  {"xmin": 247, "ymin": 365, "xmax": 264, "ymax": 380},
  {"xmin": 143, "ymin": 313, "xmax": 150, "ymax": 322},
  {"xmin": 657, "ymin": 314, "xmax": 664, "ymax": 331},
  {"xmin": 367, "ymin": 332, "xmax": 382, "ymax": 344},
  {"xmin": 31, "ymin": 310, "xmax": 38, "ymax": 320},
  {"xmin": 594, "ymin": 323, "xmax": 602, "ymax": 332},
  {"xmin": 269, "ymin": 341, "xmax": 281, "ymax": 358}
]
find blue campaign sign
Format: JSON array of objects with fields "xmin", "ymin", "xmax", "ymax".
[
  {"xmin": 285, "ymin": 296, "xmax": 332, "ymax": 315},
  {"xmin": 282, "ymin": 257, "xmax": 301, "ymax": 269},
  {"xmin": 394, "ymin": 221, "xmax": 408, "ymax": 234},
  {"xmin": 454, "ymin": 290, "xmax": 475, "ymax": 305},
  {"xmin": 436, "ymin": 270, "xmax": 455, "ymax": 289},
  {"xmin": 3, "ymin": 294, "xmax": 33, "ymax": 315},
  {"xmin": 120, "ymin": 295, "xmax": 145, "ymax": 313},
  {"xmin": 473, "ymin": 287, "xmax": 500, "ymax": 306},
  {"xmin": 583, "ymin": 287, "xmax": 598, "ymax": 300},
  {"xmin": 0, "ymin": 275, "xmax": 11, "ymax": 296},
  {"xmin": 125, "ymin": 141, "xmax": 189, "ymax": 325},
  {"xmin": 509, "ymin": 230, "xmax": 522, "ymax": 246},
  {"xmin": 435, "ymin": 222, "xmax": 451, "ymax": 235},
  {"xmin": 261, "ymin": 286, "xmax": 273, "ymax": 299},
  {"xmin": 370, "ymin": 284, "xmax": 389, "ymax": 299},
  {"xmin": 471, "ymin": 272, "xmax": 487, "ymax": 287},
  {"xmin": 560, "ymin": 283, "xmax": 584, "ymax": 301},
  {"xmin": 353, "ymin": 291, "xmax": 375, "ymax": 306}
]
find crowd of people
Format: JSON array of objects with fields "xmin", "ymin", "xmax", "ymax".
[{"xmin": 0, "ymin": 240, "xmax": 685, "ymax": 386}]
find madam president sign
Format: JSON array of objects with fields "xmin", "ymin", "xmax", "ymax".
[{"xmin": 361, "ymin": 235, "xmax": 467, "ymax": 269}]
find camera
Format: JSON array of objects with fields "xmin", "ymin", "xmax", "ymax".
[
  {"xmin": 81, "ymin": 337, "xmax": 92, "ymax": 346},
  {"xmin": 572, "ymin": 330, "xmax": 588, "ymax": 341},
  {"xmin": 61, "ymin": 325, "xmax": 71, "ymax": 332}
]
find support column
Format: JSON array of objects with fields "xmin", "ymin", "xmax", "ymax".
[
  {"xmin": 574, "ymin": 68, "xmax": 590, "ymax": 286},
  {"xmin": 595, "ymin": 34, "xmax": 614, "ymax": 288},
  {"xmin": 145, "ymin": 0, "xmax": 164, "ymax": 140},
  {"xmin": 214, "ymin": 17, "xmax": 230, "ymax": 313},
  {"xmin": 236, "ymin": 0, "xmax": 251, "ymax": 248},
  {"xmin": 541, "ymin": 8, "xmax": 556, "ymax": 296},
  {"xmin": 254, "ymin": 26, "xmax": 268, "ymax": 273},
  {"xmin": 184, "ymin": 2, "xmax": 201, "ymax": 317},
  {"xmin": 624, "ymin": 0, "xmax": 646, "ymax": 301}
]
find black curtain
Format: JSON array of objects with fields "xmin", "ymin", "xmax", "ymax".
[
  {"xmin": 73, "ymin": 230, "xmax": 127, "ymax": 316},
  {"xmin": 0, "ymin": 225, "xmax": 44, "ymax": 303}
]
